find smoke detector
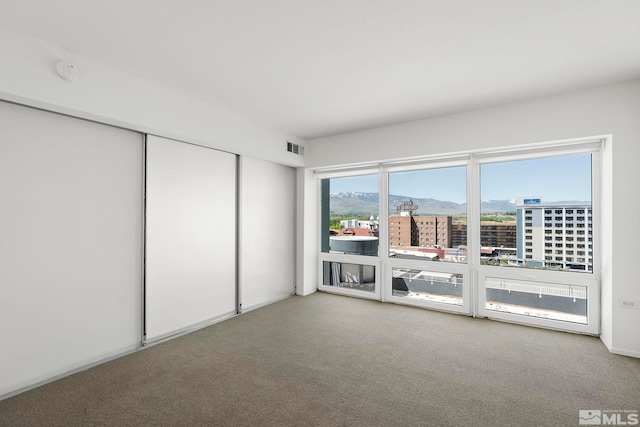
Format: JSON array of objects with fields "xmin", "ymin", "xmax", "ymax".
[{"xmin": 56, "ymin": 61, "xmax": 80, "ymax": 82}]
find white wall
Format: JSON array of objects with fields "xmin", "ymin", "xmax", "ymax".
[
  {"xmin": 240, "ymin": 157, "xmax": 296, "ymax": 310},
  {"xmin": 0, "ymin": 101, "xmax": 143, "ymax": 396},
  {"xmin": 305, "ymin": 80, "xmax": 640, "ymax": 357},
  {"xmin": 296, "ymin": 168, "xmax": 319, "ymax": 296},
  {"xmin": 0, "ymin": 26, "xmax": 305, "ymax": 168}
]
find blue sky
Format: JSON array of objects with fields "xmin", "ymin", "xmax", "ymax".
[{"xmin": 329, "ymin": 153, "xmax": 592, "ymax": 203}]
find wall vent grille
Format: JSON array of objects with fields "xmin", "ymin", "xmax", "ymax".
[{"xmin": 287, "ymin": 141, "xmax": 304, "ymax": 155}]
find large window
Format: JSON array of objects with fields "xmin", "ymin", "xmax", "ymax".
[
  {"xmin": 321, "ymin": 174, "xmax": 379, "ymax": 257},
  {"xmin": 319, "ymin": 173, "xmax": 381, "ymax": 299},
  {"xmin": 479, "ymin": 153, "xmax": 592, "ymax": 273},
  {"xmin": 388, "ymin": 166, "xmax": 467, "ymax": 262},
  {"xmin": 316, "ymin": 139, "xmax": 601, "ymax": 334}
]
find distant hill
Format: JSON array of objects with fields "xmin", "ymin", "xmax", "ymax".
[{"xmin": 329, "ymin": 192, "xmax": 517, "ymax": 216}]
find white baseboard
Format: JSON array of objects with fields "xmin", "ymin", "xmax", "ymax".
[
  {"xmin": 609, "ymin": 347, "xmax": 640, "ymax": 359},
  {"xmin": 297, "ymin": 288, "xmax": 317, "ymax": 296}
]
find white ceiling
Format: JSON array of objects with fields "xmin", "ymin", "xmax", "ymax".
[{"xmin": 1, "ymin": 1, "xmax": 640, "ymax": 139}]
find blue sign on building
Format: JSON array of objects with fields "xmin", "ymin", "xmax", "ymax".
[{"xmin": 523, "ymin": 198, "xmax": 541, "ymax": 204}]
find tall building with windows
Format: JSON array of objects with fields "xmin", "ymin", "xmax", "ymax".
[
  {"xmin": 389, "ymin": 213, "xmax": 452, "ymax": 248},
  {"xmin": 516, "ymin": 198, "xmax": 593, "ymax": 271},
  {"xmin": 451, "ymin": 222, "xmax": 517, "ymax": 248}
]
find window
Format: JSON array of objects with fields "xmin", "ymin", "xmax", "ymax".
[
  {"xmin": 320, "ymin": 140, "xmax": 599, "ymax": 335},
  {"xmin": 480, "ymin": 152, "xmax": 592, "ymax": 273},
  {"xmin": 391, "ymin": 268, "xmax": 463, "ymax": 306},
  {"xmin": 321, "ymin": 174, "xmax": 379, "ymax": 257},
  {"xmin": 388, "ymin": 165, "xmax": 466, "ymax": 263},
  {"xmin": 323, "ymin": 261, "xmax": 375, "ymax": 292},
  {"xmin": 484, "ymin": 277, "xmax": 587, "ymax": 324}
]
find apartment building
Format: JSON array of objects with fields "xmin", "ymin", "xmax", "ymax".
[
  {"xmin": 516, "ymin": 198, "xmax": 593, "ymax": 271},
  {"xmin": 389, "ymin": 214, "xmax": 452, "ymax": 248},
  {"xmin": 451, "ymin": 222, "xmax": 517, "ymax": 248}
]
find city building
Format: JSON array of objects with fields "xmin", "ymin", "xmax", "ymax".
[
  {"xmin": 388, "ymin": 200, "xmax": 452, "ymax": 248},
  {"xmin": 339, "ymin": 216, "xmax": 379, "ymax": 236},
  {"xmin": 451, "ymin": 222, "xmax": 517, "ymax": 248},
  {"xmin": 515, "ymin": 198, "xmax": 593, "ymax": 271}
]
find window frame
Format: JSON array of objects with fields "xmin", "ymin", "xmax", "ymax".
[
  {"xmin": 472, "ymin": 141, "xmax": 601, "ymax": 334},
  {"xmin": 317, "ymin": 169, "xmax": 382, "ymax": 300},
  {"xmin": 314, "ymin": 137, "xmax": 603, "ymax": 335}
]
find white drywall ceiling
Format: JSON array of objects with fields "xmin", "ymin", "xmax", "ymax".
[{"xmin": 1, "ymin": 0, "xmax": 639, "ymax": 139}]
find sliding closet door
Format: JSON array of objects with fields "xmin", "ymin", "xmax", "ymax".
[
  {"xmin": 240, "ymin": 157, "xmax": 295, "ymax": 311},
  {"xmin": 145, "ymin": 135, "xmax": 236, "ymax": 342},
  {"xmin": 0, "ymin": 101, "xmax": 142, "ymax": 397}
]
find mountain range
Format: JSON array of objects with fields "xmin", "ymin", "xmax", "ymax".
[{"xmin": 330, "ymin": 192, "xmax": 516, "ymax": 216}]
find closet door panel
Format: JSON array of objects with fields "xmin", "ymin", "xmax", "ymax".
[
  {"xmin": 240, "ymin": 157, "xmax": 295, "ymax": 310},
  {"xmin": 0, "ymin": 101, "xmax": 142, "ymax": 396},
  {"xmin": 145, "ymin": 135, "xmax": 236, "ymax": 342}
]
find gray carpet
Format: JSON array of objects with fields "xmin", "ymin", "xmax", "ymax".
[{"xmin": 1, "ymin": 292, "xmax": 638, "ymax": 426}]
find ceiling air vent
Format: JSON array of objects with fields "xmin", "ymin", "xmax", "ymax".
[{"xmin": 287, "ymin": 141, "xmax": 304, "ymax": 155}]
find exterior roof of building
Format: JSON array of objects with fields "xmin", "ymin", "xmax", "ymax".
[{"xmin": 335, "ymin": 228, "xmax": 374, "ymax": 237}]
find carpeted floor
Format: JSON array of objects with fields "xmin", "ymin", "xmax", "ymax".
[{"xmin": 1, "ymin": 292, "xmax": 638, "ymax": 426}]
